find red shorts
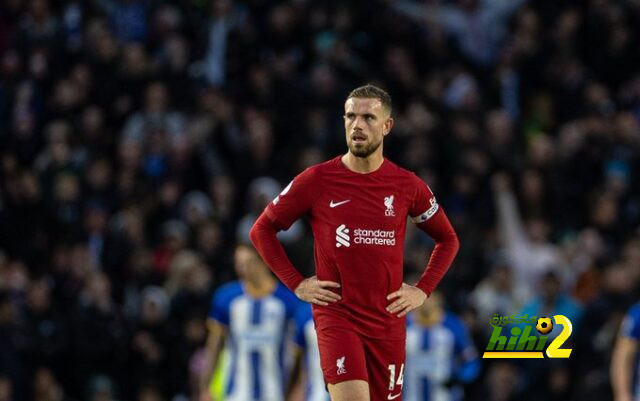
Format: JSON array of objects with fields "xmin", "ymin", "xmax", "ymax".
[{"xmin": 316, "ymin": 324, "xmax": 406, "ymax": 401}]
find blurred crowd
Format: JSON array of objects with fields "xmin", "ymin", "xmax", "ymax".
[{"xmin": 1, "ymin": 0, "xmax": 640, "ymax": 400}]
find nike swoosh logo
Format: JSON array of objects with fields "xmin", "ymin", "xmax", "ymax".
[
  {"xmin": 387, "ymin": 393, "xmax": 401, "ymax": 400},
  {"xmin": 329, "ymin": 200, "xmax": 351, "ymax": 208}
]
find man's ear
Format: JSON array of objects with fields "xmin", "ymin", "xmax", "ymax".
[{"xmin": 384, "ymin": 117, "xmax": 394, "ymax": 136}]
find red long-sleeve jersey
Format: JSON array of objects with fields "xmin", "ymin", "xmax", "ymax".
[{"xmin": 250, "ymin": 156, "xmax": 459, "ymax": 339}]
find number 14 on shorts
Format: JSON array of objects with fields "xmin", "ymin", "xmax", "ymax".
[{"xmin": 388, "ymin": 363, "xmax": 405, "ymax": 391}]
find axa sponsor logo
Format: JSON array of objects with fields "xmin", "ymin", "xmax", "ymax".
[{"xmin": 335, "ymin": 225, "xmax": 396, "ymax": 247}]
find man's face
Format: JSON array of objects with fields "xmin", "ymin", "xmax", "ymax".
[
  {"xmin": 541, "ymin": 274, "xmax": 561, "ymax": 301},
  {"xmin": 233, "ymin": 246, "xmax": 253, "ymax": 279},
  {"xmin": 344, "ymin": 97, "xmax": 393, "ymax": 158},
  {"xmin": 234, "ymin": 245, "xmax": 263, "ymax": 279},
  {"xmin": 416, "ymin": 292, "xmax": 444, "ymax": 326}
]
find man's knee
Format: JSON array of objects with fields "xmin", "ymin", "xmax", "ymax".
[{"xmin": 328, "ymin": 380, "xmax": 370, "ymax": 401}]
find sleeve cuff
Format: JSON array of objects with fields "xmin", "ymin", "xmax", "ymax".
[{"xmin": 285, "ymin": 275, "xmax": 305, "ymax": 294}]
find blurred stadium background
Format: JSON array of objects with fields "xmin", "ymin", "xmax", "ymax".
[{"xmin": 1, "ymin": 0, "xmax": 639, "ymax": 400}]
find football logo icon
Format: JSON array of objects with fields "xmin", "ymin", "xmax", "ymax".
[{"xmin": 536, "ymin": 317, "xmax": 553, "ymax": 335}]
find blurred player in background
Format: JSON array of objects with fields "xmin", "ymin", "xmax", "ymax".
[
  {"xmin": 287, "ymin": 302, "xmax": 331, "ymax": 401},
  {"xmin": 250, "ymin": 84, "xmax": 459, "ymax": 401},
  {"xmin": 199, "ymin": 244, "xmax": 300, "ymax": 401},
  {"xmin": 405, "ymin": 291, "xmax": 480, "ymax": 401},
  {"xmin": 611, "ymin": 302, "xmax": 640, "ymax": 401}
]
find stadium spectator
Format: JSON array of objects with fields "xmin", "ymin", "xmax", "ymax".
[
  {"xmin": 469, "ymin": 261, "xmax": 528, "ymax": 335},
  {"xmin": 0, "ymin": 376, "xmax": 13, "ymax": 401},
  {"xmin": 492, "ymin": 172, "xmax": 566, "ymax": 293}
]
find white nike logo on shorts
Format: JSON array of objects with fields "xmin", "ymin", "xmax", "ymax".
[
  {"xmin": 329, "ymin": 199, "xmax": 351, "ymax": 208},
  {"xmin": 387, "ymin": 393, "xmax": 401, "ymax": 400}
]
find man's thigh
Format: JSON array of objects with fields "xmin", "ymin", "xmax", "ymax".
[
  {"xmin": 317, "ymin": 325, "xmax": 368, "ymax": 385},
  {"xmin": 363, "ymin": 335, "xmax": 406, "ymax": 401},
  {"xmin": 327, "ymin": 380, "xmax": 369, "ymax": 401}
]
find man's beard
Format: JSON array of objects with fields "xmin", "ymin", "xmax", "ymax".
[{"xmin": 348, "ymin": 138, "xmax": 382, "ymax": 158}]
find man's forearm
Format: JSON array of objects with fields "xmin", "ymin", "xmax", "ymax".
[
  {"xmin": 611, "ymin": 340, "xmax": 634, "ymax": 400},
  {"xmin": 199, "ymin": 325, "xmax": 225, "ymax": 396},
  {"xmin": 495, "ymin": 188, "xmax": 528, "ymax": 247},
  {"xmin": 199, "ymin": 352, "xmax": 217, "ymax": 390},
  {"xmin": 250, "ymin": 212, "xmax": 305, "ymax": 292},
  {"xmin": 285, "ymin": 348, "xmax": 304, "ymax": 400}
]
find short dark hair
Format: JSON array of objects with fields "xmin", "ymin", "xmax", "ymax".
[{"xmin": 347, "ymin": 84, "xmax": 392, "ymax": 115}]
